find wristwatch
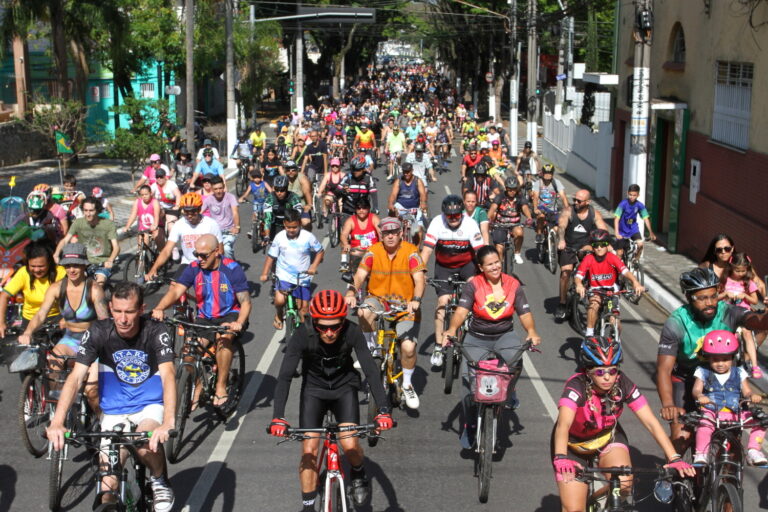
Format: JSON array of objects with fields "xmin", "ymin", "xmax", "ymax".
[
  {"xmin": 411, "ymin": 296, "xmax": 422, "ymax": 303},
  {"xmin": 378, "ymin": 407, "xmax": 391, "ymax": 415}
]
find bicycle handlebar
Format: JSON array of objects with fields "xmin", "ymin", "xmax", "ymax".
[
  {"xmin": 354, "ymin": 301, "xmax": 408, "ymax": 316},
  {"xmin": 163, "ymin": 317, "xmax": 236, "ymax": 334},
  {"xmin": 580, "ymin": 465, "xmax": 674, "ymax": 479}
]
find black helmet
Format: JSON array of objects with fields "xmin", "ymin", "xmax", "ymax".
[
  {"xmin": 351, "ymin": 156, "xmax": 367, "ymax": 171},
  {"xmin": 579, "ymin": 336, "xmax": 623, "ymax": 368},
  {"xmin": 441, "ymin": 194, "xmax": 463, "ymax": 216},
  {"xmin": 524, "ymin": 141, "xmax": 532, "ymax": 149},
  {"xmin": 401, "ymin": 162, "xmax": 413, "ymax": 172},
  {"xmin": 414, "ymin": 143, "xmax": 425, "ymax": 152},
  {"xmin": 589, "ymin": 229, "xmax": 611, "ymax": 244},
  {"xmin": 474, "ymin": 162, "xmax": 488, "ymax": 175},
  {"xmin": 504, "ymin": 176, "xmax": 520, "ymax": 189},
  {"xmin": 542, "ymin": 164, "xmax": 554, "ymax": 174},
  {"xmin": 680, "ymin": 267, "xmax": 719, "ymax": 296},
  {"xmin": 283, "ymin": 159, "xmax": 298, "ymax": 170},
  {"xmin": 273, "ymin": 175, "xmax": 289, "ymax": 190}
]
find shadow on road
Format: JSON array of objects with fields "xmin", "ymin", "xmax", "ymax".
[
  {"xmin": 0, "ymin": 464, "xmax": 16, "ymax": 511},
  {"xmin": 173, "ymin": 464, "xmax": 237, "ymax": 511},
  {"xmin": 558, "ymin": 336, "xmax": 582, "ymax": 364},
  {"xmin": 355, "ymin": 457, "xmax": 404, "ymax": 512}
]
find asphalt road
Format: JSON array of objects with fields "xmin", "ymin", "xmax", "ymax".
[{"xmin": 2, "ymin": 155, "xmax": 768, "ymax": 512}]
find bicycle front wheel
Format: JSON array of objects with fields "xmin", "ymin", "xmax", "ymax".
[
  {"xmin": 123, "ymin": 253, "xmax": 145, "ymax": 285},
  {"xmin": 167, "ymin": 367, "xmax": 192, "ymax": 463},
  {"xmin": 48, "ymin": 447, "xmax": 65, "ymax": 510},
  {"xmin": 547, "ymin": 229, "xmax": 558, "ymax": 274},
  {"xmin": 18, "ymin": 372, "xmax": 49, "ymax": 457},
  {"xmin": 714, "ymin": 481, "xmax": 742, "ymax": 512},
  {"xmin": 443, "ymin": 344, "xmax": 457, "ymax": 394},
  {"xmin": 367, "ymin": 355, "xmax": 384, "ymax": 447},
  {"xmin": 327, "ymin": 477, "xmax": 345, "ymax": 512},
  {"xmin": 477, "ymin": 405, "xmax": 494, "ymax": 503},
  {"xmin": 503, "ymin": 244, "xmax": 514, "ymax": 275},
  {"xmin": 329, "ymin": 215, "xmax": 340, "ymax": 248}
]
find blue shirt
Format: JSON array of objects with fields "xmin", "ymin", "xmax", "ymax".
[
  {"xmin": 249, "ymin": 181, "xmax": 268, "ymax": 204},
  {"xmin": 614, "ymin": 198, "xmax": 649, "ymax": 237},
  {"xmin": 177, "ymin": 258, "xmax": 249, "ymax": 319},
  {"xmin": 195, "ymin": 159, "xmax": 224, "ymax": 177}
]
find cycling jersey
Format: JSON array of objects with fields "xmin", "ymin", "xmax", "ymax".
[
  {"xmin": 558, "ymin": 371, "xmax": 647, "ymax": 441},
  {"xmin": 356, "ymin": 129, "xmax": 375, "ymax": 149},
  {"xmin": 263, "ymin": 192, "xmax": 303, "ymax": 229},
  {"xmin": 466, "ymin": 177, "xmax": 500, "ymax": 210},
  {"xmin": 77, "ymin": 318, "xmax": 175, "ymax": 415},
  {"xmin": 614, "ymin": 198, "xmax": 650, "ymax": 238},
  {"xmin": 458, "ymin": 273, "xmax": 530, "ymax": 339},
  {"xmin": 349, "ymin": 216, "xmax": 378, "ymax": 250},
  {"xmin": 177, "ymin": 258, "xmax": 248, "ymax": 320},
  {"xmin": 424, "ymin": 215, "xmax": 484, "ymax": 268},
  {"xmin": 230, "ymin": 140, "xmax": 253, "ymax": 159},
  {"xmin": 340, "ymin": 173, "xmax": 378, "ymax": 214},
  {"xmin": 3, "ymin": 266, "xmax": 66, "ymax": 320},
  {"xmin": 168, "ymin": 216, "xmax": 222, "ymax": 264},
  {"xmin": 574, "ymin": 252, "xmax": 627, "ymax": 289}
]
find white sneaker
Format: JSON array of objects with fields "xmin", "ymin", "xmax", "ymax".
[
  {"xmin": 514, "ymin": 253, "xmax": 524, "ymax": 265},
  {"xmin": 353, "ymin": 359, "xmax": 361, "ymax": 370},
  {"xmin": 402, "ymin": 385, "xmax": 420, "ymax": 410},
  {"xmin": 430, "ymin": 347, "xmax": 444, "ymax": 367},
  {"xmin": 150, "ymin": 476, "xmax": 175, "ymax": 512},
  {"xmin": 748, "ymin": 448, "xmax": 768, "ymax": 466},
  {"xmin": 693, "ymin": 452, "xmax": 708, "ymax": 464}
]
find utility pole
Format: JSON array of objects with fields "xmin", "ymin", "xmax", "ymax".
[
  {"xmin": 628, "ymin": 0, "xmax": 653, "ymax": 195},
  {"xmin": 225, "ymin": 0, "xmax": 236, "ymax": 169},
  {"xmin": 295, "ymin": 23, "xmax": 304, "ymax": 115},
  {"xmin": 12, "ymin": 37, "xmax": 29, "ymax": 116},
  {"xmin": 526, "ymin": 0, "xmax": 537, "ymax": 151},
  {"xmin": 554, "ymin": 1, "xmax": 566, "ymax": 120},
  {"xmin": 185, "ymin": 0, "xmax": 195, "ymax": 152},
  {"xmin": 508, "ymin": 0, "xmax": 518, "ymax": 151},
  {"xmin": 487, "ymin": 32, "xmax": 495, "ymax": 120}
]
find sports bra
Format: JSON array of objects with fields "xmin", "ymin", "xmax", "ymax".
[{"xmin": 58, "ymin": 278, "xmax": 97, "ymax": 323}]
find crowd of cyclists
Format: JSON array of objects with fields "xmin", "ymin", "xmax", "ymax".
[{"xmin": 2, "ymin": 62, "xmax": 768, "ymax": 512}]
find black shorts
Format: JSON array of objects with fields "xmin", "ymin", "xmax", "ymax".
[
  {"xmin": 195, "ymin": 313, "xmax": 248, "ymax": 340},
  {"xmin": 549, "ymin": 423, "xmax": 630, "ymax": 477},
  {"xmin": 433, "ymin": 261, "xmax": 477, "ymax": 296},
  {"xmin": 299, "ymin": 384, "xmax": 360, "ymax": 429},
  {"xmin": 558, "ymin": 248, "xmax": 579, "ymax": 268}
]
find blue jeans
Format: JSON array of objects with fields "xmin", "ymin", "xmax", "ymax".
[{"xmin": 221, "ymin": 232, "xmax": 236, "ymax": 259}]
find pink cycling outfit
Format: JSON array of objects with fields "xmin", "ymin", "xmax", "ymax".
[
  {"xmin": 550, "ymin": 371, "xmax": 647, "ymax": 481},
  {"xmin": 136, "ymin": 198, "xmax": 157, "ymax": 232}
]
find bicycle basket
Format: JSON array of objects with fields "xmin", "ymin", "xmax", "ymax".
[{"xmin": 472, "ymin": 359, "xmax": 512, "ymax": 403}]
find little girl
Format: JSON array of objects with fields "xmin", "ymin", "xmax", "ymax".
[
  {"xmin": 123, "ymin": 185, "xmax": 163, "ymax": 248},
  {"xmin": 719, "ymin": 252, "xmax": 762, "ymax": 378},
  {"xmin": 692, "ymin": 330, "xmax": 766, "ymax": 465}
]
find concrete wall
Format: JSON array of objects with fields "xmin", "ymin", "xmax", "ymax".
[
  {"xmin": 542, "ymin": 113, "xmax": 613, "ymax": 199},
  {"xmin": 0, "ymin": 122, "xmax": 55, "ymax": 166}
]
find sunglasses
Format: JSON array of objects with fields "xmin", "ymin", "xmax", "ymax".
[
  {"xmin": 274, "ymin": 188, "xmax": 288, "ymax": 193},
  {"xmin": 715, "ymin": 246, "xmax": 733, "ymax": 254},
  {"xmin": 314, "ymin": 322, "xmax": 344, "ymax": 335},
  {"xmin": 355, "ymin": 205, "xmax": 370, "ymax": 210},
  {"xmin": 193, "ymin": 251, "xmax": 214, "ymax": 260},
  {"xmin": 591, "ymin": 367, "xmax": 619, "ymax": 377},
  {"xmin": 591, "ymin": 242, "xmax": 610, "ymax": 248},
  {"xmin": 446, "ymin": 213, "xmax": 462, "ymax": 221},
  {"xmin": 573, "ymin": 198, "xmax": 587, "ymax": 204},
  {"xmin": 381, "ymin": 229, "xmax": 400, "ymax": 237}
]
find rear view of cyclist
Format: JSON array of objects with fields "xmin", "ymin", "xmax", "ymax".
[{"xmin": 268, "ymin": 290, "xmax": 394, "ymax": 512}]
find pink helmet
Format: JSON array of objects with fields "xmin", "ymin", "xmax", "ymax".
[
  {"xmin": 701, "ymin": 330, "xmax": 739, "ymax": 357},
  {"xmin": 92, "ymin": 187, "xmax": 104, "ymax": 199},
  {"xmin": 149, "ymin": 153, "xmax": 161, "ymax": 162},
  {"xmin": 330, "ymin": 157, "xmax": 341, "ymax": 167}
]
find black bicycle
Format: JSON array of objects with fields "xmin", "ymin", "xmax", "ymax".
[
  {"xmin": 580, "ymin": 465, "xmax": 678, "ymax": 511},
  {"xmin": 123, "ymin": 230, "xmax": 165, "ymax": 295},
  {"xmin": 428, "ymin": 273, "xmax": 468, "ymax": 394}
]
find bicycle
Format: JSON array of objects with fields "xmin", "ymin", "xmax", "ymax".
[
  {"xmin": 162, "ymin": 317, "xmax": 245, "ymax": 463},
  {"xmin": 563, "ymin": 248, "xmax": 590, "ymax": 332},
  {"xmin": 536, "ymin": 210, "xmax": 559, "ymax": 274},
  {"xmin": 354, "ymin": 300, "xmax": 407, "ymax": 447},
  {"xmin": 326, "ymin": 199, "xmax": 343, "ymax": 248},
  {"xmin": 581, "ymin": 289, "xmax": 630, "ymax": 341},
  {"xmin": 491, "ymin": 221, "xmax": 519, "ymax": 275},
  {"xmin": 147, "ymin": 275, "xmax": 196, "ymax": 356},
  {"xmin": 123, "ymin": 230, "xmax": 164, "ymax": 295},
  {"xmin": 272, "ymin": 272, "xmax": 309, "ymax": 343},
  {"xmin": 621, "ymin": 238, "xmax": 645, "ymax": 305},
  {"xmin": 580, "ymin": 465, "xmax": 678, "ymax": 512},
  {"xmin": 271, "ymin": 419, "xmax": 389, "ymax": 512},
  {"xmin": 675, "ymin": 405, "xmax": 768, "ymax": 512},
  {"xmin": 248, "ymin": 206, "xmax": 267, "ymax": 254},
  {"xmin": 427, "ymin": 273, "xmax": 468, "ymax": 394},
  {"xmin": 234, "ymin": 157, "xmax": 252, "ymax": 197},
  {"xmin": 398, "ymin": 207, "xmax": 420, "ymax": 245},
  {"xmin": 64, "ymin": 426, "xmax": 178, "ymax": 512}
]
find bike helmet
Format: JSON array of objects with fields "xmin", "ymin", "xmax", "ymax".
[
  {"xmin": 504, "ymin": 176, "xmax": 520, "ymax": 189},
  {"xmin": 92, "ymin": 187, "xmax": 104, "ymax": 199},
  {"xmin": 26, "ymin": 191, "xmax": 46, "ymax": 211},
  {"xmin": 580, "ymin": 336, "xmax": 623, "ymax": 368},
  {"xmin": 401, "ymin": 162, "xmax": 413, "ymax": 172},
  {"xmin": 179, "ymin": 192, "xmax": 203, "ymax": 209},
  {"xmin": 351, "ymin": 156, "xmax": 367, "ymax": 171},
  {"xmin": 679, "ymin": 267, "xmax": 719, "ymax": 296},
  {"xmin": 589, "ymin": 229, "xmax": 611, "ymax": 244},
  {"xmin": 310, "ymin": 289, "xmax": 348, "ymax": 320},
  {"xmin": 33, "ymin": 183, "xmax": 51, "ymax": 201},
  {"xmin": 701, "ymin": 330, "xmax": 739, "ymax": 357},
  {"xmin": 149, "ymin": 153, "xmax": 161, "ymax": 162},
  {"xmin": 273, "ymin": 175, "xmax": 289, "ymax": 190},
  {"xmin": 414, "ymin": 143, "xmax": 425, "ymax": 153},
  {"xmin": 524, "ymin": 141, "xmax": 532, "ymax": 149},
  {"xmin": 473, "ymin": 162, "xmax": 488, "ymax": 175},
  {"xmin": 542, "ymin": 164, "xmax": 554, "ymax": 174},
  {"xmin": 441, "ymin": 194, "xmax": 463, "ymax": 216},
  {"xmin": 283, "ymin": 160, "xmax": 298, "ymax": 170}
]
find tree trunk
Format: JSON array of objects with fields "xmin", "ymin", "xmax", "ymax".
[
  {"xmin": 49, "ymin": 0, "xmax": 69, "ymax": 99},
  {"xmin": 69, "ymin": 39, "xmax": 89, "ymax": 105},
  {"xmin": 332, "ymin": 25, "xmax": 358, "ymax": 100},
  {"xmin": 493, "ymin": 75, "xmax": 505, "ymax": 123}
]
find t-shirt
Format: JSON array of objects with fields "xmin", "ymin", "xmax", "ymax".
[
  {"xmin": 3, "ymin": 266, "xmax": 66, "ymax": 320},
  {"xmin": 424, "ymin": 214, "xmax": 484, "ymax": 268},
  {"xmin": 68, "ymin": 218, "xmax": 118, "ymax": 264},
  {"xmin": 194, "ymin": 159, "xmax": 224, "ymax": 177},
  {"xmin": 150, "ymin": 180, "xmax": 180, "ymax": 210},
  {"xmin": 467, "ymin": 207, "xmax": 489, "ymax": 226},
  {"xmin": 723, "ymin": 277, "xmax": 758, "ymax": 310},
  {"xmin": 142, "ymin": 164, "xmax": 171, "ymax": 187},
  {"xmin": 614, "ymin": 199, "xmax": 649, "ymax": 238},
  {"xmin": 168, "ymin": 216, "xmax": 223, "ymax": 264},
  {"xmin": 458, "ymin": 276, "xmax": 530, "ymax": 338},
  {"xmin": 386, "ymin": 132, "xmax": 407, "ymax": 153},
  {"xmin": 249, "ymin": 131, "xmax": 267, "ymax": 149},
  {"xmin": 268, "ymin": 229, "xmax": 324, "ymax": 287},
  {"xmin": 202, "ymin": 193, "xmax": 238, "ymax": 231},
  {"xmin": 249, "ymin": 181, "xmax": 269, "ymax": 204},
  {"xmin": 177, "ymin": 259, "xmax": 249, "ymax": 319},
  {"xmin": 532, "ymin": 178, "xmax": 564, "ymax": 211},
  {"xmin": 575, "ymin": 252, "xmax": 628, "ymax": 289},
  {"xmin": 558, "ymin": 371, "xmax": 647, "ymax": 440},
  {"xmin": 491, "ymin": 193, "xmax": 528, "ymax": 224},
  {"xmin": 77, "ymin": 319, "xmax": 175, "ymax": 415},
  {"xmin": 302, "ymin": 141, "xmax": 328, "ymax": 171}
]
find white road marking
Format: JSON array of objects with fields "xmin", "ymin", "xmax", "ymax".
[
  {"xmin": 623, "ymin": 300, "xmax": 662, "ymax": 340},
  {"xmin": 523, "ymin": 353, "xmax": 559, "ymax": 421},
  {"xmin": 181, "ymin": 236, "xmax": 330, "ymax": 511},
  {"xmin": 443, "ymin": 184, "xmax": 452, "ymax": 195}
]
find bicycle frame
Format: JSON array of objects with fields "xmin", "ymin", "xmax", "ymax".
[{"xmin": 318, "ymin": 431, "xmax": 350, "ymax": 512}]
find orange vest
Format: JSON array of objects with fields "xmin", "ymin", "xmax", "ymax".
[{"xmin": 365, "ymin": 241, "xmax": 424, "ymax": 305}]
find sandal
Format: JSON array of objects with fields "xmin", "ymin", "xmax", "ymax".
[
  {"xmin": 273, "ymin": 316, "xmax": 283, "ymax": 330},
  {"xmin": 213, "ymin": 394, "xmax": 229, "ymax": 408}
]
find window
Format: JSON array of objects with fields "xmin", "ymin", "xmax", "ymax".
[
  {"xmin": 671, "ymin": 24, "xmax": 685, "ymax": 64},
  {"xmin": 140, "ymin": 83, "xmax": 155, "ymax": 99},
  {"xmin": 712, "ymin": 61, "xmax": 753, "ymax": 150},
  {"xmin": 100, "ymin": 84, "xmax": 112, "ymax": 99}
]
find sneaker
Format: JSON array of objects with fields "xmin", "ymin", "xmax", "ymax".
[
  {"xmin": 430, "ymin": 346, "xmax": 444, "ymax": 367},
  {"xmin": 402, "ymin": 384, "xmax": 420, "ymax": 409},
  {"xmin": 555, "ymin": 303, "xmax": 567, "ymax": 320},
  {"xmin": 693, "ymin": 452, "xmax": 708, "ymax": 464},
  {"xmin": 349, "ymin": 474, "xmax": 370, "ymax": 506},
  {"xmin": 748, "ymin": 448, "xmax": 768, "ymax": 466},
  {"xmin": 246, "ymin": 231, "xmax": 252, "ymax": 239},
  {"xmin": 150, "ymin": 476, "xmax": 175, "ymax": 512},
  {"xmin": 353, "ymin": 359, "xmax": 361, "ymax": 370},
  {"xmin": 514, "ymin": 253, "xmax": 524, "ymax": 265}
]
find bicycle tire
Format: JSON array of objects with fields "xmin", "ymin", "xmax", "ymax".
[
  {"xmin": 251, "ymin": 213, "xmax": 262, "ymax": 254},
  {"xmin": 627, "ymin": 260, "xmax": 644, "ymax": 304},
  {"xmin": 18, "ymin": 372, "xmax": 49, "ymax": 457},
  {"xmin": 225, "ymin": 338, "xmax": 246, "ymax": 411},
  {"xmin": 367, "ymin": 356, "xmax": 383, "ymax": 447},
  {"xmin": 477, "ymin": 405, "xmax": 494, "ymax": 503},
  {"xmin": 547, "ymin": 229, "xmax": 558, "ymax": 274},
  {"xmin": 235, "ymin": 169, "xmax": 248, "ymax": 197},
  {"xmin": 444, "ymin": 344, "xmax": 456, "ymax": 394},
  {"xmin": 92, "ymin": 504, "xmax": 119, "ymax": 512},
  {"xmin": 568, "ymin": 291, "xmax": 587, "ymax": 336},
  {"xmin": 48, "ymin": 447, "xmax": 65, "ymax": 510},
  {"xmin": 328, "ymin": 477, "xmax": 344, "ymax": 512},
  {"xmin": 167, "ymin": 367, "xmax": 192, "ymax": 463},
  {"xmin": 503, "ymin": 243, "xmax": 515, "ymax": 275},
  {"xmin": 285, "ymin": 310, "xmax": 298, "ymax": 343},
  {"xmin": 122, "ymin": 449, "xmax": 145, "ymax": 512},
  {"xmin": 328, "ymin": 214, "xmax": 339, "ymax": 248},
  {"xmin": 714, "ymin": 482, "xmax": 742, "ymax": 512}
]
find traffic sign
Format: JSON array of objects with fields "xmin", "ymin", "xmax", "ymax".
[
  {"xmin": 556, "ymin": 73, "xmax": 566, "ymax": 81},
  {"xmin": 485, "ymin": 72, "xmax": 494, "ymax": 84}
]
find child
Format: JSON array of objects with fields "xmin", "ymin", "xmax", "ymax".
[
  {"xmin": 613, "ymin": 184, "xmax": 656, "ymax": 261},
  {"xmin": 200, "ymin": 177, "xmax": 214, "ymax": 199},
  {"xmin": 123, "ymin": 184, "xmax": 163, "ymax": 249},
  {"xmin": 692, "ymin": 329, "xmax": 766, "ymax": 465},
  {"xmin": 61, "ymin": 173, "xmax": 86, "ymax": 221},
  {"xmin": 238, "ymin": 171, "xmax": 271, "ymax": 237},
  {"xmin": 92, "ymin": 187, "xmax": 114, "ymax": 221},
  {"xmin": 719, "ymin": 252, "xmax": 762, "ymax": 378}
]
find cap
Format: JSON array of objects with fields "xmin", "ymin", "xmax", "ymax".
[
  {"xmin": 281, "ymin": 126, "xmax": 288, "ymax": 132},
  {"xmin": 379, "ymin": 217, "xmax": 402, "ymax": 232},
  {"xmin": 155, "ymin": 169, "xmax": 167, "ymax": 178},
  {"xmin": 203, "ymin": 139, "xmax": 212, "ymax": 146},
  {"xmin": 59, "ymin": 243, "xmax": 89, "ymax": 266},
  {"xmin": 149, "ymin": 154, "xmax": 161, "ymax": 162},
  {"xmin": 330, "ymin": 157, "xmax": 341, "ymax": 166}
]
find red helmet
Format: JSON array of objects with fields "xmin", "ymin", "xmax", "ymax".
[
  {"xmin": 701, "ymin": 330, "xmax": 739, "ymax": 357},
  {"xmin": 310, "ymin": 290, "xmax": 348, "ymax": 320}
]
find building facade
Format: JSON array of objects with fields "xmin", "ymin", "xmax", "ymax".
[{"xmin": 612, "ymin": 0, "xmax": 768, "ymax": 272}]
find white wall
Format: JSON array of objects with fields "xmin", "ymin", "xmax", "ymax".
[{"xmin": 542, "ymin": 112, "xmax": 613, "ymax": 199}]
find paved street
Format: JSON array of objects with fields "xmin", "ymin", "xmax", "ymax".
[{"xmin": 2, "ymin": 155, "xmax": 767, "ymax": 512}]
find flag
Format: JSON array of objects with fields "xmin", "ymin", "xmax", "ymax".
[
  {"xmin": 8, "ymin": 176, "xmax": 15, "ymax": 189},
  {"xmin": 54, "ymin": 130, "xmax": 73, "ymax": 154}
]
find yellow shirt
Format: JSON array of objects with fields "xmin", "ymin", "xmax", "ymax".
[
  {"xmin": 249, "ymin": 131, "xmax": 267, "ymax": 148},
  {"xmin": 4, "ymin": 265, "xmax": 66, "ymax": 320}
]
